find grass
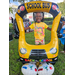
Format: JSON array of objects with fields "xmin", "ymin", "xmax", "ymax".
[{"xmin": 9, "ymin": 25, "xmax": 65, "ymax": 75}]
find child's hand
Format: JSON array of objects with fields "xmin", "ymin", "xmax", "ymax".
[
  {"xmin": 24, "ymin": 27, "xmax": 30, "ymax": 30},
  {"xmin": 47, "ymin": 27, "xmax": 51, "ymax": 31}
]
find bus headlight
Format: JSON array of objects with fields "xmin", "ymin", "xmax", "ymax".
[
  {"xmin": 20, "ymin": 48, "xmax": 27, "ymax": 54},
  {"xmin": 50, "ymin": 48, "xmax": 57, "ymax": 54}
]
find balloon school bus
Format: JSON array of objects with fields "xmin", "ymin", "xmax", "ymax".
[{"xmin": 14, "ymin": 1, "xmax": 62, "ymax": 75}]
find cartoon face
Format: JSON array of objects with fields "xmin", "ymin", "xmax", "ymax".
[
  {"xmin": 21, "ymin": 63, "xmax": 37, "ymax": 75},
  {"xmin": 38, "ymin": 63, "xmax": 54, "ymax": 75}
]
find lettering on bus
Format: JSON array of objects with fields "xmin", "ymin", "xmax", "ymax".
[{"xmin": 27, "ymin": 3, "xmax": 50, "ymax": 9}]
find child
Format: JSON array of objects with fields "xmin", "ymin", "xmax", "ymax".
[
  {"xmin": 24, "ymin": 12, "xmax": 51, "ymax": 45},
  {"xmin": 59, "ymin": 19, "xmax": 65, "ymax": 53}
]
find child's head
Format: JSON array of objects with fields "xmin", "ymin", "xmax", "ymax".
[
  {"xmin": 35, "ymin": 12, "xmax": 43, "ymax": 23},
  {"xmin": 62, "ymin": 19, "xmax": 65, "ymax": 25}
]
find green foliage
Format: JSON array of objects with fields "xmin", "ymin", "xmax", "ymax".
[
  {"xmin": 9, "ymin": 23, "xmax": 15, "ymax": 35},
  {"xmin": 57, "ymin": 2, "xmax": 65, "ymax": 16},
  {"xmin": 44, "ymin": 18, "xmax": 53, "ymax": 25},
  {"xmin": 9, "ymin": 7, "xmax": 13, "ymax": 13},
  {"xmin": 44, "ymin": 17, "xmax": 53, "ymax": 20},
  {"xmin": 9, "ymin": 23, "xmax": 13, "ymax": 27}
]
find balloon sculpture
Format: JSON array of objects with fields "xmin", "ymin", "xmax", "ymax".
[{"xmin": 14, "ymin": 1, "xmax": 61, "ymax": 75}]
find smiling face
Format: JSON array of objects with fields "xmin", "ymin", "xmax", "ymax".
[{"xmin": 35, "ymin": 12, "xmax": 43, "ymax": 23}]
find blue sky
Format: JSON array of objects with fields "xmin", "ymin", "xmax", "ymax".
[
  {"xmin": 10, "ymin": 0, "xmax": 20, "ymax": 5},
  {"xmin": 10, "ymin": 0, "xmax": 64, "ymax": 6}
]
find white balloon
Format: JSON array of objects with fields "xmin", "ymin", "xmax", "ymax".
[
  {"xmin": 21, "ymin": 63, "xmax": 37, "ymax": 75},
  {"xmin": 38, "ymin": 63, "xmax": 54, "ymax": 75}
]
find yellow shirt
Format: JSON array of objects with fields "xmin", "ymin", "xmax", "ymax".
[{"xmin": 29, "ymin": 22, "xmax": 48, "ymax": 39}]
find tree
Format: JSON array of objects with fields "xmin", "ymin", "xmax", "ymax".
[
  {"xmin": 13, "ymin": 0, "xmax": 25, "ymax": 3},
  {"xmin": 57, "ymin": 2, "xmax": 65, "ymax": 16},
  {"xmin": 64, "ymin": 0, "xmax": 65, "ymax": 3},
  {"xmin": 9, "ymin": 7, "xmax": 13, "ymax": 13}
]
